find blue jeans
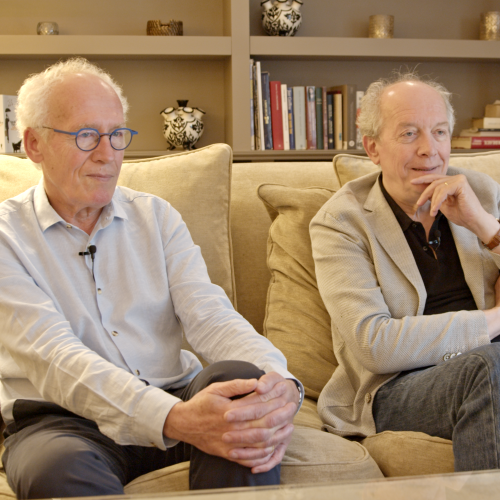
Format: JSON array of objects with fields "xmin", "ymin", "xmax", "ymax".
[
  {"xmin": 3, "ymin": 360, "xmax": 280, "ymax": 499},
  {"xmin": 373, "ymin": 343, "xmax": 500, "ymax": 471}
]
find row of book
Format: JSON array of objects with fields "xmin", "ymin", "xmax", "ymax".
[
  {"xmin": 250, "ymin": 60, "xmax": 364, "ymax": 151},
  {"xmin": 452, "ymin": 103, "xmax": 500, "ymax": 149}
]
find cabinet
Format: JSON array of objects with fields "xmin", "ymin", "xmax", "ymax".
[{"xmin": 1, "ymin": 0, "xmax": 500, "ymax": 161}]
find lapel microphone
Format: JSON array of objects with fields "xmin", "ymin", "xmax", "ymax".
[
  {"xmin": 429, "ymin": 230, "xmax": 441, "ymax": 250},
  {"xmin": 79, "ymin": 245, "xmax": 97, "ymax": 280}
]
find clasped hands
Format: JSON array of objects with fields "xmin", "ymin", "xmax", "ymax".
[
  {"xmin": 412, "ymin": 173, "xmax": 500, "ymax": 247},
  {"xmin": 163, "ymin": 372, "xmax": 300, "ymax": 473}
]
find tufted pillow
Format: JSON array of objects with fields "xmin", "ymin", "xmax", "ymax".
[
  {"xmin": 258, "ymin": 183, "xmax": 337, "ymax": 400},
  {"xmin": 334, "ymin": 150, "xmax": 500, "ymax": 188},
  {"xmin": 0, "ymin": 143, "xmax": 235, "ymax": 306}
]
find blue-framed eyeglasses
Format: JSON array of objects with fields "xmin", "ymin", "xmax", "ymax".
[{"xmin": 43, "ymin": 127, "xmax": 138, "ymax": 151}]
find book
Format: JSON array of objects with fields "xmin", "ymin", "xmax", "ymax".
[
  {"xmin": 0, "ymin": 95, "xmax": 23, "ymax": 153},
  {"xmin": 326, "ymin": 92, "xmax": 334, "ymax": 149},
  {"xmin": 315, "ymin": 87, "xmax": 324, "ymax": 150},
  {"xmin": 460, "ymin": 128, "xmax": 500, "ymax": 137},
  {"xmin": 332, "ymin": 91, "xmax": 343, "ymax": 150},
  {"xmin": 328, "ymin": 84, "xmax": 357, "ymax": 149},
  {"xmin": 281, "ymin": 84, "xmax": 290, "ymax": 150},
  {"xmin": 287, "ymin": 87, "xmax": 296, "ymax": 150},
  {"xmin": 293, "ymin": 86, "xmax": 307, "ymax": 150},
  {"xmin": 322, "ymin": 86, "xmax": 328, "ymax": 150},
  {"xmin": 305, "ymin": 85, "xmax": 317, "ymax": 149},
  {"xmin": 254, "ymin": 61, "xmax": 265, "ymax": 151},
  {"xmin": 472, "ymin": 117, "xmax": 500, "ymax": 129},
  {"xmin": 261, "ymin": 71, "xmax": 273, "ymax": 149},
  {"xmin": 250, "ymin": 60, "xmax": 255, "ymax": 150},
  {"xmin": 270, "ymin": 80, "xmax": 284, "ymax": 150},
  {"xmin": 452, "ymin": 136, "xmax": 500, "ymax": 149},
  {"xmin": 356, "ymin": 90, "xmax": 364, "ymax": 150}
]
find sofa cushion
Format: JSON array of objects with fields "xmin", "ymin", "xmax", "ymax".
[
  {"xmin": 334, "ymin": 150, "xmax": 500, "ymax": 188},
  {"xmin": 361, "ymin": 431, "xmax": 454, "ymax": 477},
  {"xmin": 0, "ymin": 143, "xmax": 235, "ymax": 305},
  {"xmin": 258, "ymin": 184, "xmax": 337, "ymax": 401}
]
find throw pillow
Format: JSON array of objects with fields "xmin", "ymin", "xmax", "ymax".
[
  {"xmin": 258, "ymin": 183, "xmax": 337, "ymax": 400},
  {"xmin": 120, "ymin": 143, "xmax": 235, "ymax": 305}
]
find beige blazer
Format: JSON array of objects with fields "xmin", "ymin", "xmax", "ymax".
[{"xmin": 310, "ymin": 166, "xmax": 500, "ymax": 437}]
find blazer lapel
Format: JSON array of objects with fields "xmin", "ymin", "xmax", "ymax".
[{"xmin": 363, "ymin": 180, "xmax": 427, "ymax": 312}]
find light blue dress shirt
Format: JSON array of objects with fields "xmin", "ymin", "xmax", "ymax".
[{"xmin": 0, "ymin": 182, "xmax": 296, "ymax": 449}]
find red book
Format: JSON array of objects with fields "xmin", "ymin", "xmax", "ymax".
[
  {"xmin": 270, "ymin": 80, "xmax": 284, "ymax": 150},
  {"xmin": 452, "ymin": 136, "xmax": 500, "ymax": 149}
]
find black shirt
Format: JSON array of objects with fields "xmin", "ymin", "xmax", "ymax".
[{"xmin": 379, "ymin": 176, "xmax": 477, "ymax": 315}]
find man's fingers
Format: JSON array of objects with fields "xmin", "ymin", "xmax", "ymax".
[
  {"xmin": 207, "ymin": 378, "xmax": 258, "ymax": 399},
  {"xmin": 223, "ymin": 420, "xmax": 294, "ymax": 447},
  {"xmin": 225, "ymin": 392, "xmax": 287, "ymax": 423},
  {"xmin": 251, "ymin": 443, "xmax": 287, "ymax": 474}
]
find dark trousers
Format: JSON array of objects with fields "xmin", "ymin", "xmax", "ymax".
[
  {"xmin": 2, "ymin": 360, "xmax": 281, "ymax": 499},
  {"xmin": 373, "ymin": 344, "xmax": 500, "ymax": 471}
]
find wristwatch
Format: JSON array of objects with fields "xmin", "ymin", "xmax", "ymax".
[{"xmin": 287, "ymin": 378, "xmax": 304, "ymax": 411}]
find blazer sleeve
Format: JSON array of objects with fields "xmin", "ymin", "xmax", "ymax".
[{"xmin": 310, "ymin": 202, "xmax": 490, "ymax": 375}]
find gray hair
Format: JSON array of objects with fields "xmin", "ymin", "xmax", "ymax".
[
  {"xmin": 357, "ymin": 71, "xmax": 455, "ymax": 139},
  {"xmin": 16, "ymin": 57, "xmax": 129, "ymax": 140}
]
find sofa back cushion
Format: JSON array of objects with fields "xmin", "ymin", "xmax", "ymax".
[{"xmin": 0, "ymin": 143, "xmax": 235, "ymax": 305}]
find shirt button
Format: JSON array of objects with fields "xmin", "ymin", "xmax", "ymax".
[
  {"xmin": 457, "ymin": 352, "xmax": 462, "ymax": 356},
  {"xmin": 443, "ymin": 353, "xmax": 451, "ymax": 361},
  {"xmin": 135, "ymin": 369, "xmax": 140, "ymax": 376},
  {"xmin": 365, "ymin": 393, "xmax": 372, "ymax": 404},
  {"xmin": 97, "ymin": 288, "xmax": 102, "ymax": 294},
  {"xmin": 66, "ymin": 224, "xmax": 72, "ymax": 229},
  {"xmin": 412, "ymin": 223, "xmax": 417, "ymax": 228},
  {"xmin": 423, "ymin": 246, "xmax": 428, "ymax": 251},
  {"xmin": 112, "ymin": 331, "xmax": 119, "ymax": 336},
  {"xmin": 450, "ymin": 353, "xmax": 456, "ymax": 358}
]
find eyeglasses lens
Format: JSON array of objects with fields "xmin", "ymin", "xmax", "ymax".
[{"xmin": 76, "ymin": 128, "xmax": 133, "ymax": 151}]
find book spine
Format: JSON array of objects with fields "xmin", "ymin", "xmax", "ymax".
[
  {"xmin": 255, "ymin": 62, "xmax": 265, "ymax": 151},
  {"xmin": 287, "ymin": 87, "xmax": 296, "ymax": 150},
  {"xmin": 471, "ymin": 137, "xmax": 500, "ymax": 148},
  {"xmin": 322, "ymin": 86, "xmax": 328, "ymax": 150},
  {"xmin": 306, "ymin": 86, "xmax": 317, "ymax": 150},
  {"xmin": 250, "ymin": 60, "xmax": 255, "ymax": 150},
  {"xmin": 270, "ymin": 80, "xmax": 284, "ymax": 150},
  {"xmin": 281, "ymin": 84, "xmax": 290, "ymax": 150},
  {"xmin": 346, "ymin": 84, "xmax": 357, "ymax": 149},
  {"xmin": 315, "ymin": 87, "xmax": 324, "ymax": 150},
  {"xmin": 326, "ymin": 93, "xmax": 334, "ymax": 150},
  {"xmin": 356, "ymin": 90, "xmax": 364, "ymax": 150},
  {"xmin": 293, "ymin": 87, "xmax": 306, "ymax": 150},
  {"xmin": 261, "ymin": 71, "xmax": 273, "ymax": 150},
  {"xmin": 333, "ymin": 92, "xmax": 343, "ymax": 150},
  {"xmin": 472, "ymin": 117, "xmax": 500, "ymax": 129}
]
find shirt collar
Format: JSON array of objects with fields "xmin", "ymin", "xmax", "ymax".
[
  {"xmin": 34, "ymin": 179, "xmax": 127, "ymax": 232},
  {"xmin": 378, "ymin": 175, "xmax": 442, "ymax": 232}
]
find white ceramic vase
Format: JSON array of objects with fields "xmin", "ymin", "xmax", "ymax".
[
  {"xmin": 160, "ymin": 100, "xmax": 205, "ymax": 150},
  {"xmin": 261, "ymin": 0, "xmax": 303, "ymax": 37}
]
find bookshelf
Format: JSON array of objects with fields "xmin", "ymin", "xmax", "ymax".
[{"xmin": 1, "ymin": 0, "xmax": 499, "ymax": 161}]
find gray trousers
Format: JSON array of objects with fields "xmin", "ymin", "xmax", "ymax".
[
  {"xmin": 373, "ymin": 343, "xmax": 500, "ymax": 471},
  {"xmin": 2, "ymin": 361, "xmax": 280, "ymax": 499}
]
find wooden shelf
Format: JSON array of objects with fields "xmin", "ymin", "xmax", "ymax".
[
  {"xmin": 0, "ymin": 35, "xmax": 232, "ymax": 60},
  {"xmin": 250, "ymin": 37, "xmax": 500, "ymax": 62}
]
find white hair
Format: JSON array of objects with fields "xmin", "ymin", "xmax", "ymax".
[
  {"xmin": 357, "ymin": 70, "xmax": 455, "ymax": 139},
  {"xmin": 17, "ymin": 57, "xmax": 129, "ymax": 140}
]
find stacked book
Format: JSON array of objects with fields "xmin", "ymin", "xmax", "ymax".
[
  {"xmin": 250, "ymin": 60, "xmax": 364, "ymax": 152},
  {"xmin": 452, "ymin": 101, "xmax": 500, "ymax": 149}
]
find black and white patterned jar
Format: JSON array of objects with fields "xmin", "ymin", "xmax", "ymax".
[
  {"xmin": 160, "ymin": 100, "xmax": 205, "ymax": 151},
  {"xmin": 261, "ymin": 0, "xmax": 303, "ymax": 37}
]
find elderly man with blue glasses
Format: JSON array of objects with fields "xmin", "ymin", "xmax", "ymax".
[{"xmin": 0, "ymin": 58, "xmax": 302, "ymax": 499}]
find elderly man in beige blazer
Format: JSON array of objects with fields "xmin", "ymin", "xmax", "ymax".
[{"xmin": 311, "ymin": 72, "xmax": 500, "ymax": 471}]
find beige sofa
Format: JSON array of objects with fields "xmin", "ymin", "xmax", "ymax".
[{"xmin": 1, "ymin": 143, "xmax": 499, "ymax": 496}]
